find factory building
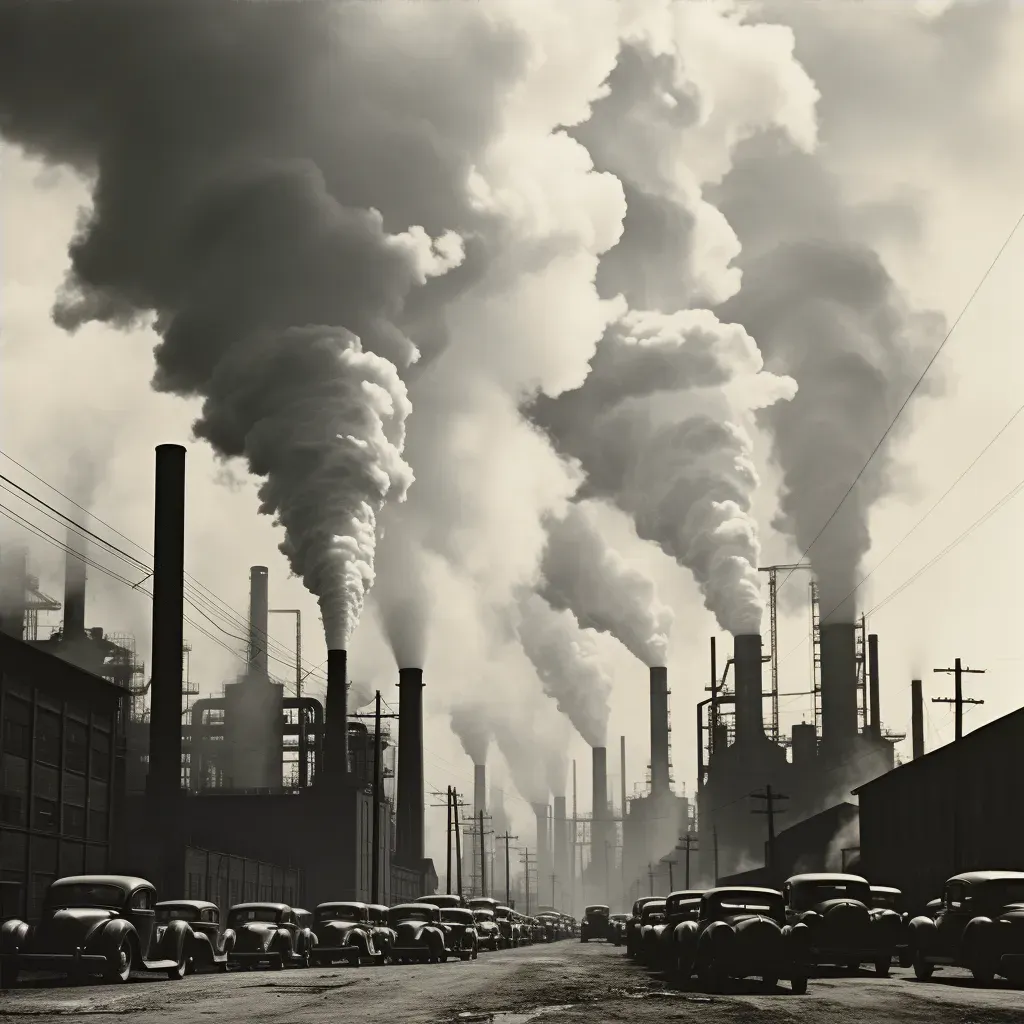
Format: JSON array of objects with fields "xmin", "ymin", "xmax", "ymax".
[{"xmin": 854, "ymin": 705, "xmax": 1024, "ymax": 914}]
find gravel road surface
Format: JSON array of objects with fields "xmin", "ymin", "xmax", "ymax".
[{"xmin": 2, "ymin": 941, "xmax": 1022, "ymax": 1023}]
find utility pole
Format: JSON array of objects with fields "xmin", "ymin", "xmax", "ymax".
[
  {"xmin": 712, "ymin": 825, "xmax": 719, "ymax": 886},
  {"xmin": 520, "ymin": 848, "xmax": 534, "ymax": 914},
  {"xmin": 550, "ymin": 873, "xmax": 557, "ymax": 907},
  {"xmin": 751, "ymin": 785, "xmax": 788, "ymax": 875},
  {"xmin": 647, "ymin": 862, "xmax": 654, "ymax": 896},
  {"xmin": 428, "ymin": 788, "xmax": 455, "ymax": 893},
  {"xmin": 497, "ymin": 831, "xmax": 518, "ymax": 908},
  {"xmin": 470, "ymin": 809, "xmax": 492, "ymax": 899},
  {"xmin": 678, "ymin": 833, "xmax": 699, "ymax": 889},
  {"xmin": 662, "ymin": 856, "xmax": 674, "ymax": 891},
  {"xmin": 932, "ymin": 658, "xmax": 985, "ymax": 741},
  {"xmin": 352, "ymin": 695, "xmax": 397, "ymax": 904},
  {"xmin": 453, "ymin": 789, "xmax": 466, "ymax": 898}
]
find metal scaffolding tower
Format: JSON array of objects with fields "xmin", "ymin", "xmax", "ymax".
[{"xmin": 760, "ymin": 564, "xmax": 813, "ymax": 744}]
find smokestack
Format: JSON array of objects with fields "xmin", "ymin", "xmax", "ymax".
[
  {"xmin": 591, "ymin": 745, "xmax": 608, "ymax": 877},
  {"xmin": 396, "ymin": 667, "xmax": 425, "ymax": 865},
  {"xmin": 247, "ymin": 565, "xmax": 269, "ymax": 677},
  {"xmin": 867, "ymin": 633, "xmax": 881, "ymax": 738},
  {"xmin": 148, "ymin": 444, "xmax": 186, "ymax": 805},
  {"xmin": 819, "ymin": 622, "xmax": 859, "ymax": 756},
  {"xmin": 911, "ymin": 679, "xmax": 924, "ymax": 760},
  {"xmin": 63, "ymin": 531, "xmax": 87, "ymax": 640},
  {"xmin": 473, "ymin": 764, "xmax": 486, "ymax": 818},
  {"xmin": 791, "ymin": 723, "xmax": 817, "ymax": 766},
  {"xmin": 553, "ymin": 795, "xmax": 567, "ymax": 902},
  {"xmin": 0, "ymin": 544, "xmax": 28, "ymax": 639},
  {"xmin": 323, "ymin": 649, "xmax": 349, "ymax": 784},
  {"xmin": 733, "ymin": 634, "xmax": 765, "ymax": 742},
  {"xmin": 532, "ymin": 802, "xmax": 551, "ymax": 899},
  {"xmin": 649, "ymin": 667, "xmax": 670, "ymax": 794}
]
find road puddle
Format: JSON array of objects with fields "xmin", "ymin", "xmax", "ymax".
[{"xmin": 455, "ymin": 1005, "xmax": 576, "ymax": 1023}]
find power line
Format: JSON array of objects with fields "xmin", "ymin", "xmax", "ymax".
[{"xmin": 777, "ymin": 208, "xmax": 1024, "ymax": 597}]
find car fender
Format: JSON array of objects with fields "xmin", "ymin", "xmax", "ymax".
[
  {"xmin": 297, "ymin": 927, "xmax": 317, "ymax": 955},
  {"xmin": 907, "ymin": 915, "xmax": 937, "ymax": 953},
  {"xmin": 219, "ymin": 928, "xmax": 237, "ymax": 956},
  {"xmin": 189, "ymin": 930, "xmax": 215, "ymax": 964},
  {"xmin": 0, "ymin": 919, "xmax": 30, "ymax": 955},
  {"xmin": 155, "ymin": 918, "xmax": 190, "ymax": 962},
  {"xmin": 91, "ymin": 919, "xmax": 138, "ymax": 960},
  {"xmin": 698, "ymin": 921, "xmax": 735, "ymax": 956},
  {"xmin": 272, "ymin": 927, "xmax": 294, "ymax": 954},
  {"xmin": 961, "ymin": 916, "xmax": 997, "ymax": 959}
]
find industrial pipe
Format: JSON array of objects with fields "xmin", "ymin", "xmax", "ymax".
[
  {"xmin": 819, "ymin": 622, "xmax": 860, "ymax": 755},
  {"xmin": 324, "ymin": 649, "xmax": 349, "ymax": 785},
  {"xmin": 247, "ymin": 566, "xmax": 269, "ymax": 677},
  {"xmin": 868, "ymin": 633, "xmax": 881, "ymax": 738},
  {"xmin": 649, "ymin": 667, "xmax": 670, "ymax": 795},
  {"xmin": 911, "ymin": 679, "xmax": 924, "ymax": 759},
  {"xmin": 397, "ymin": 667, "xmax": 425, "ymax": 864},
  {"xmin": 63, "ymin": 530, "xmax": 87, "ymax": 640},
  {"xmin": 733, "ymin": 634, "xmax": 765, "ymax": 742}
]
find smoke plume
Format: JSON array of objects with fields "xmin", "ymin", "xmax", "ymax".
[
  {"xmin": 450, "ymin": 699, "xmax": 492, "ymax": 768},
  {"xmin": 516, "ymin": 593, "xmax": 613, "ymax": 748},
  {"xmin": 540, "ymin": 501, "xmax": 672, "ymax": 665}
]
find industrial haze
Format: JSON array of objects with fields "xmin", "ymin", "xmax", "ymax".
[{"xmin": 1, "ymin": 0, "xmax": 1023, "ymax": 891}]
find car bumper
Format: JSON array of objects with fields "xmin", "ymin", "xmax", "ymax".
[
  {"xmin": 229, "ymin": 951, "xmax": 284, "ymax": 967},
  {"xmin": 391, "ymin": 945, "xmax": 432, "ymax": 961},
  {"xmin": 808, "ymin": 946, "xmax": 893, "ymax": 964},
  {"xmin": 2, "ymin": 950, "xmax": 108, "ymax": 974},
  {"xmin": 314, "ymin": 945, "xmax": 361, "ymax": 965},
  {"xmin": 1000, "ymin": 953, "xmax": 1024, "ymax": 970}
]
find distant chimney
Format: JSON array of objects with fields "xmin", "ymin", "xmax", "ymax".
[
  {"xmin": 591, "ymin": 745, "xmax": 608, "ymax": 883},
  {"xmin": 733, "ymin": 634, "xmax": 765, "ymax": 742},
  {"xmin": 819, "ymin": 622, "xmax": 859, "ymax": 756},
  {"xmin": 473, "ymin": 764, "xmax": 486, "ymax": 818},
  {"xmin": 323, "ymin": 649, "xmax": 349, "ymax": 785},
  {"xmin": 867, "ymin": 633, "xmax": 881, "ymax": 738},
  {"xmin": 911, "ymin": 679, "xmax": 924, "ymax": 759},
  {"xmin": 63, "ymin": 531, "xmax": 87, "ymax": 640},
  {"xmin": 553, "ymin": 795, "xmax": 567, "ymax": 901},
  {"xmin": 396, "ymin": 667, "xmax": 425, "ymax": 865},
  {"xmin": 649, "ymin": 667, "xmax": 670, "ymax": 794},
  {"xmin": 247, "ymin": 566, "xmax": 269, "ymax": 677},
  {"xmin": 147, "ymin": 444, "xmax": 186, "ymax": 806},
  {"xmin": 532, "ymin": 802, "xmax": 551, "ymax": 897}
]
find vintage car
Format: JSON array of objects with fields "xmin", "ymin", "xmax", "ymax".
[
  {"xmin": 367, "ymin": 903, "xmax": 397, "ymax": 960},
  {"xmin": 388, "ymin": 903, "xmax": 448, "ymax": 963},
  {"xmin": 656, "ymin": 891, "xmax": 704, "ymax": 973},
  {"xmin": 494, "ymin": 905, "xmax": 518, "ymax": 948},
  {"xmin": 908, "ymin": 871, "xmax": 1024, "ymax": 985},
  {"xmin": 626, "ymin": 896, "xmax": 662, "ymax": 957},
  {"xmin": 609, "ymin": 913, "xmax": 629, "ymax": 947},
  {"xmin": 925, "ymin": 898, "xmax": 943, "ymax": 918},
  {"xmin": 0, "ymin": 875, "xmax": 191, "ymax": 986},
  {"xmin": 676, "ymin": 887, "xmax": 808, "ymax": 994},
  {"xmin": 537, "ymin": 912, "xmax": 561, "ymax": 943},
  {"xmin": 638, "ymin": 899, "xmax": 667, "ymax": 965},
  {"xmin": 415, "ymin": 893, "xmax": 465, "ymax": 910},
  {"xmin": 472, "ymin": 909, "xmax": 501, "ymax": 951},
  {"xmin": 513, "ymin": 911, "xmax": 532, "ymax": 945},
  {"xmin": 869, "ymin": 886, "xmax": 912, "ymax": 968},
  {"xmin": 226, "ymin": 902, "xmax": 317, "ymax": 969},
  {"xmin": 782, "ymin": 873, "xmax": 900, "ymax": 976},
  {"xmin": 467, "ymin": 897, "xmax": 501, "ymax": 915},
  {"xmin": 312, "ymin": 902, "xmax": 379, "ymax": 966},
  {"xmin": 580, "ymin": 904, "xmax": 611, "ymax": 942},
  {"xmin": 440, "ymin": 907, "xmax": 479, "ymax": 960},
  {"xmin": 154, "ymin": 899, "xmax": 236, "ymax": 974}
]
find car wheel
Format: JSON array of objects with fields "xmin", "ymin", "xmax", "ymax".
[
  {"xmin": 969, "ymin": 957, "xmax": 995, "ymax": 986},
  {"xmin": 874, "ymin": 957, "xmax": 891, "ymax": 978},
  {"xmin": 167, "ymin": 949, "xmax": 188, "ymax": 981},
  {"xmin": 898, "ymin": 950, "xmax": 913, "ymax": 969},
  {"xmin": 106, "ymin": 937, "xmax": 134, "ymax": 984},
  {"xmin": 790, "ymin": 975, "xmax": 808, "ymax": 995},
  {"xmin": 912, "ymin": 950, "xmax": 934, "ymax": 980}
]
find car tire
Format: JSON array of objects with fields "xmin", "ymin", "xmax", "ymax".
[
  {"xmin": 912, "ymin": 950, "xmax": 934, "ymax": 980},
  {"xmin": 167, "ymin": 949, "xmax": 188, "ymax": 981},
  {"xmin": 969, "ymin": 957, "xmax": 995, "ymax": 986},
  {"xmin": 106, "ymin": 937, "xmax": 134, "ymax": 984},
  {"xmin": 874, "ymin": 957, "xmax": 891, "ymax": 978},
  {"xmin": 790, "ymin": 975, "xmax": 808, "ymax": 995}
]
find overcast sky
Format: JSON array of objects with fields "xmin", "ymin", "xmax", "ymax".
[{"xmin": 1, "ymin": 0, "xmax": 1023, "ymax": 870}]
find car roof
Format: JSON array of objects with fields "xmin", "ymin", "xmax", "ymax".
[
  {"xmin": 948, "ymin": 871, "xmax": 1024, "ymax": 885},
  {"xmin": 641, "ymin": 900, "xmax": 666, "ymax": 909},
  {"xmin": 667, "ymin": 889, "xmax": 705, "ymax": 900},
  {"xmin": 317, "ymin": 901, "xmax": 367, "ymax": 909},
  {"xmin": 367, "ymin": 904, "xmax": 389, "ymax": 912},
  {"xmin": 155, "ymin": 900, "xmax": 218, "ymax": 912},
  {"xmin": 786, "ymin": 873, "xmax": 867, "ymax": 886},
  {"xmin": 705, "ymin": 887, "xmax": 782, "ymax": 899},
  {"xmin": 585, "ymin": 904, "xmax": 609, "ymax": 911},
  {"xmin": 229, "ymin": 902, "xmax": 290, "ymax": 912},
  {"xmin": 52, "ymin": 875, "xmax": 153, "ymax": 891},
  {"xmin": 869, "ymin": 886, "xmax": 901, "ymax": 895},
  {"xmin": 392, "ymin": 902, "xmax": 437, "ymax": 911}
]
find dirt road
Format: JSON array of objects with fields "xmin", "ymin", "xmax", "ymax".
[{"xmin": 2, "ymin": 941, "xmax": 1022, "ymax": 1023}]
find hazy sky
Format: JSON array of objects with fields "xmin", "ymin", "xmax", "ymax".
[{"xmin": 1, "ymin": 0, "xmax": 1023, "ymax": 870}]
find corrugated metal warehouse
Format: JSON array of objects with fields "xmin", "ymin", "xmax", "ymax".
[{"xmin": 855, "ymin": 706, "xmax": 1024, "ymax": 914}]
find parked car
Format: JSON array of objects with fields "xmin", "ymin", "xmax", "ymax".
[
  {"xmin": 494, "ymin": 905, "xmax": 517, "ymax": 948},
  {"xmin": 415, "ymin": 894, "xmax": 465, "ymax": 910},
  {"xmin": 227, "ymin": 903, "xmax": 316, "ymax": 969},
  {"xmin": 782, "ymin": 873, "xmax": 900, "ymax": 976},
  {"xmin": 658, "ymin": 891, "xmax": 704, "ymax": 974},
  {"xmin": 869, "ymin": 886, "xmax": 912, "ymax": 968},
  {"xmin": 367, "ymin": 903, "xmax": 397, "ymax": 961},
  {"xmin": 676, "ymin": 886, "xmax": 808, "ymax": 994},
  {"xmin": 608, "ymin": 913, "xmax": 628, "ymax": 946},
  {"xmin": 440, "ymin": 907, "xmax": 479, "ymax": 960},
  {"xmin": 473, "ymin": 909, "xmax": 501, "ymax": 951},
  {"xmin": 626, "ymin": 897, "xmax": 662, "ymax": 957},
  {"xmin": 580, "ymin": 904, "xmax": 611, "ymax": 942},
  {"xmin": 908, "ymin": 871, "xmax": 1024, "ymax": 986},
  {"xmin": 537, "ymin": 912, "xmax": 561, "ymax": 943},
  {"xmin": 312, "ymin": 902, "xmax": 378, "ymax": 966},
  {"xmin": 154, "ymin": 899, "xmax": 236, "ymax": 974},
  {"xmin": 467, "ymin": 897, "xmax": 501, "ymax": 916},
  {"xmin": 638, "ymin": 900, "xmax": 667, "ymax": 965},
  {"xmin": 1, "ymin": 875, "xmax": 190, "ymax": 986},
  {"xmin": 512, "ymin": 912, "xmax": 532, "ymax": 945},
  {"xmin": 925, "ymin": 898, "xmax": 943, "ymax": 918},
  {"xmin": 388, "ymin": 903, "xmax": 447, "ymax": 963}
]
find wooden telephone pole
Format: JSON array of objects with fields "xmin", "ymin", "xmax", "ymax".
[
  {"xmin": 932, "ymin": 658, "xmax": 985, "ymax": 741},
  {"xmin": 677, "ymin": 833, "xmax": 699, "ymax": 889},
  {"xmin": 496, "ymin": 831, "xmax": 518, "ymax": 908},
  {"xmin": 751, "ymin": 785, "xmax": 788, "ymax": 874},
  {"xmin": 519, "ymin": 848, "xmax": 534, "ymax": 914}
]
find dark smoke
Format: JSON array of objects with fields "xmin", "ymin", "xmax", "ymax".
[{"xmin": 0, "ymin": 0, "xmax": 527, "ymax": 645}]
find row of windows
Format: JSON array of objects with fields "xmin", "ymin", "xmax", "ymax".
[
  {"xmin": 0, "ymin": 753, "xmax": 110, "ymax": 835},
  {"xmin": 2, "ymin": 695, "xmax": 111, "ymax": 774}
]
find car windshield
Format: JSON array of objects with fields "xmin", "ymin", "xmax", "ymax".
[
  {"xmin": 155, "ymin": 906, "xmax": 199, "ymax": 922},
  {"xmin": 611, "ymin": 914, "xmax": 628, "ymax": 922},
  {"xmin": 870, "ymin": 890, "xmax": 902, "ymax": 911},
  {"xmin": 474, "ymin": 911, "xmax": 495, "ymax": 923},
  {"xmin": 982, "ymin": 881, "xmax": 1024, "ymax": 908},
  {"xmin": 442, "ymin": 910, "xmax": 474, "ymax": 925},
  {"xmin": 391, "ymin": 907, "xmax": 433, "ymax": 925},
  {"xmin": 585, "ymin": 906, "xmax": 608, "ymax": 917},
  {"xmin": 47, "ymin": 883, "xmax": 125, "ymax": 910},
  {"xmin": 641, "ymin": 905, "xmax": 665, "ymax": 922},
  {"xmin": 495, "ymin": 908, "xmax": 511, "ymax": 920},
  {"xmin": 791, "ymin": 881, "xmax": 870, "ymax": 910},
  {"xmin": 317, "ymin": 904, "xmax": 364, "ymax": 923},
  {"xmin": 421, "ymin": 896, "xmax": 461, "ymax": 908},
  {"xmin": 707, "ymin": 892, "xmax": 784, "ymax": 919},
  {"xmin": 228, "ymin": 907, "xmax": 280, "ymax": 926}
]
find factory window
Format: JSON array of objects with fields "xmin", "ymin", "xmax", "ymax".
[
  {"xmin": 2, "ymin": 696, "xmax": 31, "ymax": 759},
  {"xmin": 66, "ymin": 702, "xmax": 90, "ymax": 725},
  {"xmin": 64, "ymin": 771, "xmax": 86, "ymax": 807},
  {"xmin": 90, "ymin": 730, "xmax": 111, "ymax": 778},
  {"xmin": 30, "ymin": 873, "xmax": 56, "ymax": 920},
  {"xmin": 92, "ymin": 712, "xmax": 112, "ymax": 734},
  {"xmin": 88, "ymin": 808, "xmax": 109, "ymax": 842},
  {"xmin": 63, "ymin": 804, "xmax": 86, "ymax": 838},
  {"xmin": 65, "ymin": 719, "xmax": 89, "ymax": 774},
  {"xmin": 59, "ymin": 840, "xmax": 84, "ymax": 877},
  {"xmin": 0, "ymin": 753, "xmax": 28, "ymax": 826},
  {"xmin": 88, "ymin": 777, "xmax": 109, "ymax": 812},
  {"xmin": 230, "ymin": 880, "xmax": 239, "ymax": 906},
  {"xmin": 35, "ymin": 709, "xmax": 61, "ymax": 767},
  {"xmin": 33, "ymin": 764, "xmax": 59, "ymax": 833},
  {"xmin": 84, "ymin": 843, "xmax": 107, "ymax": 873},
  {"xmin": 1, "ymin": 829, "xmax": 28, "ymax": 877}
]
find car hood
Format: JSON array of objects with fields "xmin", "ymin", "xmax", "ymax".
[
  {"xmin": 317, "ymin": 920, "xmax": 363, "ymax": 941},
  {"xmin": 233, "ymin": 922, "xmax": 279, "ymax": 950},
  {"xmin": 33, "ymin": 909, "xmax": 117, "ymax": 951},
  {"xmin": 395, "ymin": 921, "xmax": 432, "ymax": 942},
  {"xmin": 476, "ymin": 921, "xmax": 498, "ymax": 931}
]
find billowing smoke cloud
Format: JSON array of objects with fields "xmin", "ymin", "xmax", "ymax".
[
  {"xmin": 516, "ymin": 593, "xmax": 613, "ymax": 748},
  {"xmin": 540, "ymin": 501, "xmax": 672, "ymax": 665},
  {"xmin": 450, "ymin": 698, "xmax": 492, "ymax": 768},
  {"xmin": 0, "ymin": 0, "xmax": 536, "ymax": 647}
]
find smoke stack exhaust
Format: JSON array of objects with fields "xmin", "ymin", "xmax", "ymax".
[
  {"xmin": 396, "ymin": 667, "xmax": 425, "ymax": 865},
  {"xmin": 323, "ymin": 649, "xmax": 349, "ymax": 784},
  {"xmin": 819, "ymin": 622, "xmax": 859, "ymax": 757},
  {"xmin": 867, "ymin": 633, "xmax": 881, "ymax": 738},
  {"xmin": 148, "ymin": 444, "xmax": 186, "ymax": 805},
  {"xmin": 553, "ymin": 795, "xmax": 567, "ymax": 901},
  {"xmin": 247, "ymin": 566, "xmax": 269, "ymax": 677},
  {"xmin": 911, "ymin": 679, "xmax": 924, "ymax": 759},
  {"xmin": 733, "ymin": 634, "xmax": 765, "ymax": 742},
  {"xmin": 649, "ymin": 667, "xmax": 670, "ymax": 794},
  {"xmin": 591, "ymin": 745, "xmax": 608, "ymax": 881},
  {"xmin": 63, "ymin": 529, "xmax": 87, "ymax": 640},
  {"xmin": 474, "ymin": 764, "xmax": 486, "ymax": 818}
]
